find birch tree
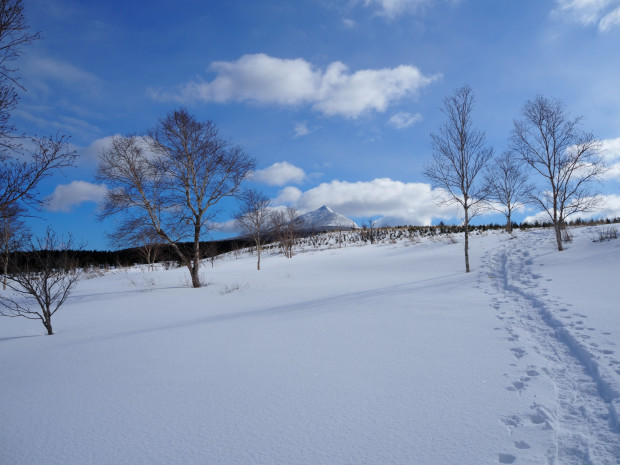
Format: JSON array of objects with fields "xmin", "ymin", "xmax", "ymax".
[
  {"xmin": 510, "ymin": 96, "xmax": 605, "ymax": 251},
  {"xmin": 424, "ymin": 85, "xmax": 493, "ymax": 272},
  {"xmin": 97, "ymin": 109, "xmax": 255, "ymax": 287}
]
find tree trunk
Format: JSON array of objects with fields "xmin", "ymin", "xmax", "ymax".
[
  {"xmin": 464, "ymin": 207, "xmax": 470, "ymax": 273},
  {"xmin": 44, "ymin": 318, "xmax": 53, "ymax": 335},
  {"xmin": 553, "ymin": 208, "xmax": 563, "ymax": 251},
  {"xmin": 257, "ymin": 249, "xmax": 261, "ymax": 270},
  {"xmin": 190, "ymin": 264, "xmax": 201, "ymax": 288},
  {"xmin": 506, "ymin": 210, "xmax": 512, "ymax": 234},
  {"xmin": 190, "ymin": 224, "xmax": 202, "ymax": 288}
]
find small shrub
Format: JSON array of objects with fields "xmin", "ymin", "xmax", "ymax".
[{"xmin": 593, "ymin": 226, "xmax": 618, "ymax": 242}]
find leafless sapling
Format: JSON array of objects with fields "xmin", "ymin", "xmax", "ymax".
[
  {"xmin": 484, "ymin": 151, "xmax": 530, "ymax": 233},
  {"xmin": 0, "ymin": 228, "xmax": 82, "ymax": 335},
  {"xmin": 270, "ymin": 206, "xmax": 298, "ymax": 258},
  {"xmin": 235, "ymin": 189, "xmax": 272, "ymax": 270},
  {"xmin": 423, "ymin": 85, "xmax": 493, "ymax": 272}
]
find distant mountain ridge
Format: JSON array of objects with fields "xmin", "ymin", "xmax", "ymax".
[{"xmin": 295, "ymin": 205, "xmax": 359, "ymax": 231}]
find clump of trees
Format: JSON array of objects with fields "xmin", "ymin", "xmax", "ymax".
[
  {"xmin": 96, "ymin": 109, "xmax": 255, "ymax": 288},
  {"xmin": 425, "ymin": 85, "xmax": 607, "ymax": 267},
  {"xmin": 510, "ymin": 96, "xmax": 605, "ymax": 251}
]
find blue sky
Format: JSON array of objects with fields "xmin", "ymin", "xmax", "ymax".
[{"xmin": 14, "ymin": 0, "xmax": 620, "ymax": 250}]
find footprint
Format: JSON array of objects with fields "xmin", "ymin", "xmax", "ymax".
[
  {"xmin": 499, "ymin": 453, "xmax": 517, "ymax": 464},
  {"xmin": 501, "ymin": 415, "xmax": 522, "ymax": 427},
  {"xmin": 602, "ymin": 350, "xmax": 615, "ymax": 355},
  {"xmin": 526, "ymin": 369, "xmax": 540, "ymax": 377},
  {"xmin": 514, "ymin": 440, "xmax": 531, "ymax": 449},
  {"xmin": 511, "ymin": 347, "xmax": 526, "ymax": 359}
]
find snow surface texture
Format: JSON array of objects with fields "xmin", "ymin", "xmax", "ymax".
[
  {"xmin": 295, "ymin": 205, "xmax": 359, "ymax": 230},
  {"xmin": 1, "ymin": 226, "xmax": 619, "ymax": 465}
]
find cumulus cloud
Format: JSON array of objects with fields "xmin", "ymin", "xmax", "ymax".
[
  {"xmin": 554, "ymin": 0, "xmax": 620, "ymax": 31},
  {"xmin": 151, "ymin": 53, "xmax": 440, "ymax": 118},
  {"xmin": 601, "ymin": 137, "xmax": 620, "ymax": 180},
  {"xmin": 46, "ymin": 181, "xmax": 108, "ymax": 213},
  {"xmin": 388, "ymin": 111, "xmax": 422, "ymax": 129},
  {"xmin": 249, "ymin": 161, "xmax": 306, "ymax": 186},
  {"xmin": 75, "ymin": 135, "xmax": 120, "ymax": 165},
  {"xmin": 275, "ymin": 178, "xmax": 460, "ymax": 225}
]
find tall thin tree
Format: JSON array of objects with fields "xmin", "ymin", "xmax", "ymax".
[{"xmin": 424, "ymin": 85, "xmax": 493, "ymax": 272}]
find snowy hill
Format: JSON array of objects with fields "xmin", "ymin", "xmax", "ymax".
[
  {"xmin": 295, "ymin": 205, "xmax": 359, "ymax": 231},
  {"xmin": 1, "ymin": 225, "xmax": 619, "ymax": 464}
]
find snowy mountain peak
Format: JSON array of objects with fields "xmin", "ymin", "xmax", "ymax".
[{"xmin": 295, "ymin": 205, "xmax": 359, "ymax": 231}]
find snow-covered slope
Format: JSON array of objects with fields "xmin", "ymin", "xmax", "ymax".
[
  {"xmin": 295, "ymin": 205, "xmax": 359, "ymax": 230},
  {"xmin": 1, "ymin": 226, "xmax": 619, "ymax": 465}
]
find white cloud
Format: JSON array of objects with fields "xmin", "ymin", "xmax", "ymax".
[
  {"xmin": 274, "ymin": 186, "xmax": 303, "ymax": 204},
  {"xmin": 249, "ymin": 162, "xmax": 306, "ymax": 186},
  {"xmin": 600, "ymin": 137, "xmax": 620, "ymax": 181},
  {"xmin": 294, "ymin": 122, "xmax": 311, "ymax": 137},
  {"xmin": 46, "ymin": 181, "xmax": 108, "ymax": 213},
  {"xmin": 342, "ymin": 18, "xmax": 357, "ymax": 28},
  {"xmin": 75, "ymin": 135, "xmax": 121, "ymax": 165},
  {"xmin": 363, "ymin": 0, "xmax": 460, "ymax": 18},
  {"xmin": 276, "ymin": 178, "xmax": 460, "ymax": 225},
  {"xmin": 388, "ymin": 111, "xmax": 422, "ymax": 129},
  {"xmin": 151, "ymin": 53, "xmax": 440, "ymax": 118},
  {"xmin": 599, "ymin": 5, "xmax": 620, "ymax": 29},
  {"xmin": 553, "ymin": 0, "xmax": 620, "ymax": 31}
]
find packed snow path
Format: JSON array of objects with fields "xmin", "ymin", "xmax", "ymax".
[{"xmin": 483, "ymin": 229, "xmax": 620, "ymax": 464}]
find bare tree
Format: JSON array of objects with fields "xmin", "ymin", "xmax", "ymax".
[
  {"xmin": 510, "ymin": 96, "xmax": 605, "ymax": 251},
  {"xmin": 270, "ymin": 206, "xmax": 298, "ymax": 258},
  {"xmin": 0, "ymin": 202, "xmax": 29, "ymax": 289},
  {"xmin": 0, "ymin": 228, "xmax": 82, "ymax": 335},
  {"xmin": 0, "ymin": 0, "xmax": 41, "ymax": 146},
  {"xmin": 235, "ymin": 189, "xmax": 272, "ymax": 270},
  {"xmin": 484, "ymin": 152, "xmax": 530, "ymax": 233},
  {"xmin": 424, "ymin": 85, "xmax": 493, "ymax": 272},
  {"xmin": 1, "ymin": 134, "xmax": 77, "ymax": 212},
  {"xmin": 97, "ymin": 109, "xmax": 255, "ymax": 287},
  {"xmin": 0, "ymin": 2, "xmax": 76, "ymax": 215}
]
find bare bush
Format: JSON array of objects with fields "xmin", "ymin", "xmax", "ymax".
[{"xmin": 0, "ymin": 228, "xmax": 82, "ymax": 335}]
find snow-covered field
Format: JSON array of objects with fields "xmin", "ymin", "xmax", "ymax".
[{"xmin": 1, "ymin": 226, "xmax": 619, "ymax": 465}]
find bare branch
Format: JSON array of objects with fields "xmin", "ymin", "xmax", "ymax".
[
  {"xmin": 423, "ymin": 85, "xmax": 493, "ymax": 272},
  {"xmin": 510, "ymin": 96, "xmax": 606, "ymax": 251},
  {"xmin": 97, "ymin": 109, "xmax": 256, "ymax": 287}
]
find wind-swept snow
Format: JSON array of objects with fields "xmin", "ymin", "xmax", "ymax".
[{"xmin": 0, "ymin": 226, "xmax": 618, "ymax": 464}]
